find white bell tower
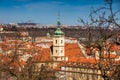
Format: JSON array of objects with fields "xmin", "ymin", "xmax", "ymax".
[
  {"xmin": 51, "ymin": 13, "xmax": 67, "ymax": 61},
  {"xmin": 53, "ymin": 28, "xmax": 65, "ymax": 57}
]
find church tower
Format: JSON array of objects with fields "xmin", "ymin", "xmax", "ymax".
[{"xmin": 52, "ymin": 13, "xmax": 66, "ymax": 61}]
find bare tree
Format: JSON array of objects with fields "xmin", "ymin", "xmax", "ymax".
[
  {"xmin": 0, "ymin": 34, "xmax": 56, "ymax": 80},
  {"xmin": 79, "ymin": 0, "xmax": 120, "ymax": 80}
]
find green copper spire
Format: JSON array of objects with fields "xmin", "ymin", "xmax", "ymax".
[
  {"xmin": 46, "ymin": 32, "xmax": 50, "ymax": 37},
  {"xmin": 57, "ymin": 12, "xmax": 61, "ymax": 26},
  {"xmin": 54, "ymin": 12, "xmax": 64, "ymax": 36}
]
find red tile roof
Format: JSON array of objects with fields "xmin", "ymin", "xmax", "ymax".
[
  {"xmin": 0, "ymin": 54, "xmax": 26, "ymax": 71},
  {"xmin": 104, "ymin": 54, "xmax": 118, "ymax": 59},
  {"xmin": 0, "ymin": 39, "xmax": 120, "ymax": 71},
  {"xmin": 68, "ymin": 57, "xmax": 99, "ymax": 64},
  {"xmin": 32, "ymin": 43, "xmax": 85, "ymax": 62},
  {"xmin": 65, "ymin": 43, "xmax": 85, "ymax": 58},
  {"xmin": 106, "ymin": 43, "xmax": 119, "ymax": 52},
  {"xmin": 32, "ymin": 48, "xmax": 51, "ymax": 62}
]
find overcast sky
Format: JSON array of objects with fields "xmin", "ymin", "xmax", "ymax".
[{"xmin": 0, "ymin": 0, "xmax": 119, "ymax": 25}]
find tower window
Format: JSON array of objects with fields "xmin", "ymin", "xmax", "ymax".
[
  {"xmin": 56, "ymin": 50, "xmax": 57, "ymax": 53},
  {"xmin": 56, "ymin": 40, "xmax": 57, "ymax": 44},
  {"xmin": 61, "ymin": 40, "xmax": 63, "ymax": 44},
  {"xmin": 61, "ymin": 50, "xmax": 63, "ymax": 53}
]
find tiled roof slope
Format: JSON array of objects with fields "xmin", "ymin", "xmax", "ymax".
[
  {"xmin": 65, "ymin": 43, "xmax": 85, "ymax": 58},
  {"xmin": 107, "ymin": 43, "xmax": 119, "ymax": 52},
  {"xmin": 32, "ymin": 48, "xmax": 51, "ymax": 62},
  {"xmin": 68, "ymin": 57, "xmax": 99, "ymax": 64}
]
